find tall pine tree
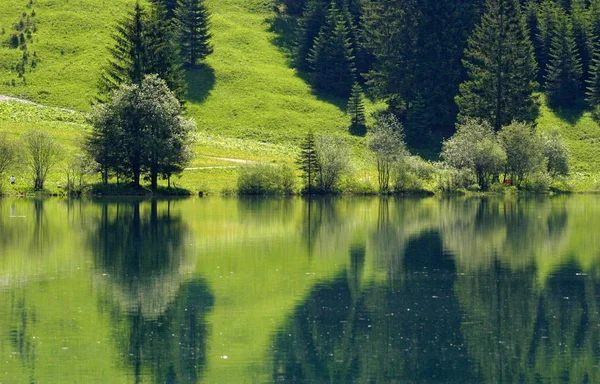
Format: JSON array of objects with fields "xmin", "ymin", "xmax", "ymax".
[
  {"xmin": 308, "ymin": 2, "xmax": 356, "ymax": 97},
  {"xmin": 98, "ymin": 1, "xmax": 185, "ymax": 102},
  {"xmin": 571, "ymin": 0, "xmax": 591, "ymax": 84},
  {"xmin": 456, "ymin": 0, "xmax": 539, "ymax": 130},
  {"xmin": 535, "ymin": 0, "xmax": 561, "ymax": 87},
  {"xmin": 347, "ymin": 82, "xmax": 367, "ymax": 135},
  {"xmin": 174, "ymin": 0, "xmax": 213, "ymax": 66},
  {"xmin": 545, "ymin": 10, "xmax": 582, "ymax": 107}
]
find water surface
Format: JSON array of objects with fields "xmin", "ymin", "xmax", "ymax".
[{"xmin": 0, "ymin": 196, "xmax": 598, "ymax": 383}]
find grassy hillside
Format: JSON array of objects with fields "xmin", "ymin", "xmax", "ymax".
[{"xmin": 1, "ymin": 0, "xmax": 600, "ymax": 193}]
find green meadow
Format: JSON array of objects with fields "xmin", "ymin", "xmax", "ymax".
[{"xmin": 0, "ymin": 0, "xmax": 600, "ymax": 193}]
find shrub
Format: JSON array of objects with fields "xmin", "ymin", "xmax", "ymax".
[
  {"xmin": 315, "ymin": 135, "xmax": 351, "ymax": 193},
  {"xmin": 237, "ymin": 163, "xmax": 296, "ymax": 195},
  {"xmin": 541, "ymin": 131, "xmax": 569, "ymax": 177},
  {"xmin": 523, "ymin": 172, "xmax": 552, "ymax": 193},
  {"xmin": 499, "ymin": 121, "xmax": 546, "ymax": 187}
]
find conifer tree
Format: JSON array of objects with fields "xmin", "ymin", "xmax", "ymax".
[
  {"xmin": 587, "ymin": 0, "xmax": 600, "ymax": 106},
  {"xmin": 98, "ymin": 1, "xmax": 186, "ymax": 102},
  {"xmin": 308, "ymin": 2, "xmax": 355, "ymax": 97},
  {"xmin": 456, "ymin": 0, "xmax": 539, "ymax": 130},
  {"xmin": 347, "ymin": 82, "xmax": 367, "ymax": 136},
  {"xmin": 297, "ymin": 130, "xmax": 320, "ymax": 193},
  {"xmin": 296, "ymin": 0, "xmax": 328, "ymax": 70},
  {"xmin": 536, "ymin": 1, "xmax": 561, "ymax": 87},
  {"xmin": 405, "ymin": 92, "xmax": 430, "ymax": 146},
  {"xmin": 571, "ymin": 0, "xmax": 591, "ymax": 84},
  {"xmin": 545, "ymin": 11, "xmax": 582, "ymax": 107},
  {"xmin": 174, "ymin": 0, "xmax": 213, "ymax": 66}
]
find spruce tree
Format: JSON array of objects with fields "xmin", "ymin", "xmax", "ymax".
[
  {"xmin": 545, "ymin": 11, "xmax": 582, "ymax": 107},
  {"xmin": 308, "ymin": 2, "xmax": 355, "ymax": 97},
  {"xmin": 98, "ymin": 1, "xmax": 186, "ymax": 102},
  {"xmin": 296, "ymin": 0, "xmax": 328, "ymax": 70},
  {"xmin": 456, "ymin": 0, "xmax": 539, "ymax": 130},
  {"xmin": 587, "ymin": 0, "xmax": 600, "ymax": 106},
  {"xmin": 174, "ymin": 0, "xmax": 213, "ymax": 66},
  {"xmin": 571, "ymin": 0, "xmax": 591, "ymax": 84},
  {"xmin": 297, "ymin": 130, "xmax": 320, "ymax": 193},
  {"xmin": 347, "ymin": 82, "xmax": 367, "ymax": 136},
  {"xmin": 536, "ymin": 1, "xmax": 561, "ymax": 87}
]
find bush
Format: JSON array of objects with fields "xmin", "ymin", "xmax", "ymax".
[
  {"xmin": 315, "ymin": 135, "xmax": 351, "ymax": 193},
  {"xmin": 499, "ymin": 121, "xmax": 546, "ymax": 187},
  {"xmin": 541, "ymin": 131, "xmax": 569, "ymax": 177},
  {"xmin": 237, "ymin": 163, "xmax": 296, "ymax": 195},
  {"xmin": 523, "ymin": 172, "xmax": 552, "ymax": 193}
]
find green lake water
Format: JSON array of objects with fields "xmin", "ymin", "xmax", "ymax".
[{"xmin": 0, "ymin": 196, "xmax": 599, "ymax": 383}]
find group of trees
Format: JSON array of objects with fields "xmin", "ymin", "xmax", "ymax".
[
  {"xmin": 279, "ymin": 0, "xmax": 600, "ymax": 144},
  {"xmin": 89, "ymin": 0, "xmax": 211, "ymax": 190},
  {"xmin": 442, "ymin": 119, "xmax": 569, "ymax": 191}
]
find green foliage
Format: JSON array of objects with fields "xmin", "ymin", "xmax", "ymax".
[
  {"xmin": 88, "ymin": 75, "xmax": 195, "ymax": 190},
  {"xmin": 308, "ymin": 2, "xmax": 355, "ymax": 97},
  {"xmin": 368, "ymin": 113, "xmax": 407, "ymax": 193},
  {"xmin": 535, "ymin": 0, "xmax": 561, "ymax": 86},
  {"xmin": 98, "ymin": 1, "xmax": 185, "ymax": 102},
  {"xmin": 22, "ymin": 129, "xmax": 63, "ymax": 190},
  {"xmin": 64, "ymin": 152, "xmax": 98, "ymax": 195},
  {"xmin": 499, "ymin": 121, "xmax": 546, "ymax": 187},
  {"xmin": 0, "ymin": 134, "xmax": 16, "ymax": 183},
  {"xmin": 545, "ymin": 10, "xmax": 582, "ymax": 107},
  {"xmin": 175, "ymin": 0, "xmax": 213, "ymax": 65},
  {"xmin": 237, "ymin": 163, "xmax": 295, "ymax": 195},
  {"xmin": 442, "ymin": 119, "xmax": 506, "ymax": 191},
  {"xmin": 314, "ymin": 134, "xmax": 351, "ymax": 193},
  {"xmin": 456, "ymin": 0, "xmax": 539, "ymax": 130},
  {"xmin": 347, "ymin": 82, "xmax": 366, "ymax": 136},
  {"xmin": 541, "ymin": 131, "xmax": 570, "ymax": 177}
]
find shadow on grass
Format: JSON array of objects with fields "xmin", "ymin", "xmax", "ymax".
[
  {"xmin": 90, "ymin": 183, "xmax": 192, "ymax": 196},
  {"xmin": 552, "ymin": 99, "xmax": 588, "ymax": 125},
  {"xmin": 185, "ymin": 63, "xmax": 216, "ymax": 104}
]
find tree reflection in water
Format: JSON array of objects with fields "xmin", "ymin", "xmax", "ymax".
[{"xmin": 89, "ymin": 199, "xmax": 214, "ymax": 383}]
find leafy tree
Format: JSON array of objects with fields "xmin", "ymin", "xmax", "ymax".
[
  {"xmin": 98, "ymin": 1, "xmax": 185, "ymax": 102},
  {"xmin": 89, "ymin": 75, "xmax": 195, "ymax": 190},
  {"xmin": 22, "ymin": 130, "xmax": 62, "ymax": 190},
  {"xmin": 308, "ymin": 2, "xmax": 356, "ymax": 97},
  {"xmin": 541, "ymin": 131, "xmax": 570, "ymax": 177},
  {"xmin": 441, "ymin": 119, "xmax": 506, "ymax": 190},
  {"xmin": 368, "ymin": 113, "xmax": 407, "ymax": 193},
  {"xmin": 174, "ymin": 0, "xmax": 213, "ymax": 65},
  {"xmin": 498, "ymin": 121, "xmax": 546, "ymax": 186},
  {"xmin": 315, "ymin": 135, "xmax": 350, "ymax": 192},
  {"xmin": 0, "ymin": 134, "xmax": 16, "ymax": 184},
  {"xmin": 297, "ymin": 130, "xmax": 320, "ymax": 193},
  {"xmin": 347, "ymin": 82, "xmax": 367, "ymax": 135},
  {"xmin": 456, "ymin": 0, "xmax": 539, "ymax": 130},
  {"xmin": 545, "ymin": 10, "xmax": 582, "ymax": 107}
]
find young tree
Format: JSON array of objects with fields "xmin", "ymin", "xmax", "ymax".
[
  {"xmin": 315, "ymin": 135, "xmax": 350, "ymax": 192},
  {"xmin": 498, "ymin": 121, "xmax": 546, "ymax": 186},
  {"xmin": 22, "ymin": 130, "xmax": 62, "ymax": 190},
  {"xmin": 441, "ymin": 119, "xmax": 506, "ymax": 190},
  {"xmin": 89, "ymin": 75, "xmax": 195, "ymax": 190},
  {"xmin": 98, "ymin": 1, "xmax": 185, "ymax": 102},
  {"xmin": 541, "ymin": 131, "xmax": 570, "ymax": 177},
  {"xmin": 0, "ymin": 134, "xmax": 16, "ymax": 183},
  {"xmin": 174, "ymin": 0, "xmax": 213, "ymax": 65},
  {"xmin": 456, "ymin": 0, "xmax": 539, "ymax": 130},
  {"xmin": 308, "ymin": 2, "xmax": 356, "ymax": 97},
  {"xmin": 368, "ymin": 113, "xmax": 407, "ymax": 193},
  {"xmin": 297, "ymin": 130, "xmax": 320, "ymax": 193},
  {"xmin": 545, "ymin": 11, "xmax": 582, "ymax": 107},
  {"xmin": 347, "ymin": 82, "xmax": 367, "ymax": 136}
]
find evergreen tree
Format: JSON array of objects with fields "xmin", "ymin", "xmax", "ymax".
[
  {"xmin": 150, "ymin": 0, "xmax": 178, "ymax": 19},
  {"xmin": 308, "ymin": 2, "xmax": 356, "ymax": 97},
  {"xmin": 545, "ymin": 11, "xmax": 582, "ymax": 107},
  {"xmin": 296, "ymin": 0, "xmax": 329, "ymax": 70},
  {"xmin": 587, "ymin": 0, "xmax": 600, "ymax": 106},
  {"xmin": 174, "ymin": 0, "xmax": 213, "ymax": 66},
  {"xmin": 456, "ymin": 0, "xmax": 539, "ymax": 130},
  {"xmin": 536, "ymin": 1, "xmax": 561, "ymax": 86},
  {"xmin": 347, "ymin": 82, "xmax": 367, "ymax": 136},
  {"xmin": 405, "ymin": 92, "xmax": 430, "ymax": 146},
  {"xmin": 297, "ymin": 130, "xmax": 320, "ymax": 193},
  {"xmin": 98, "ymin": 1, "xmax": 186, "ymax": 102},
  {"xmin": 571, "ymin": 0, "xmax": 591, "ymax": 84}
]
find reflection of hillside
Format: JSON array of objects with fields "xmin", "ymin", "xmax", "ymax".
[
  {"xmin": 90, "ymin": 199, "xmax": 194, "ymax": 317},
  {"xmin": 273, "ymin": 233, "xmax": 479, "ymax": 383}
]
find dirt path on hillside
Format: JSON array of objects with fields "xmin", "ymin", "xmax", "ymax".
[{"xmin": 0, "ymin": 94, "xmax": 76, "ymax": 113}]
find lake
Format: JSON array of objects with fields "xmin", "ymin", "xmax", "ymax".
[{"xmin": 0, "ymin": 195, "xmax": 598, "ymax": 383}]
